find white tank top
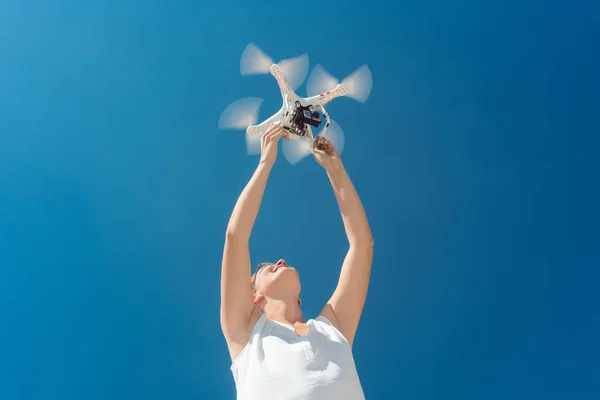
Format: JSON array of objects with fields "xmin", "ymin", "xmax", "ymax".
[{"xmin": 230, "ymin": 313, "xmax": 366, "ymax": 400}]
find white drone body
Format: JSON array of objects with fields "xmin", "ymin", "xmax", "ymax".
[
  {"xmin": 218, "ymin": 43, "xmax": 373, "ymax": 165},
  {"xmin": 245, "ymin": 63, "xmax": 348, "ymax": 142}
]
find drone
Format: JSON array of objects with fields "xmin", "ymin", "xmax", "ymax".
[{"xmin": 218, "ymin": 42, "xmax": 373, "ymax": 165}]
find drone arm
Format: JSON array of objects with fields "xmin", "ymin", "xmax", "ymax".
[
  {"xmin": 307, "ymin": 84, "xmax": 347, "ymax": 106},
  {"xmin": 270, "ymin": 64, "xmax": 291, "ymax": 96},
  {"xmin": 246, "ymin": 105, "xmax": 285, "ymax": 136}
]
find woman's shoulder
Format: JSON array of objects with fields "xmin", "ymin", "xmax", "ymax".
[
  {"xmin": 228, "ymin": 309, "xmax": 267, "ymax": 363},
  {"xmin": 312, "ymin": 314, "xmax": 351, "ymax": 346}
]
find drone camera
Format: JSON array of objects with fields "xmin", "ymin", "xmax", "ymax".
[{"xmin": 291, "ymin": 103, "xmax": 322, "ymax": 131}]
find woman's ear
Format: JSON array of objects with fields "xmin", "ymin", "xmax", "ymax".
[{"xmin": 253, "ymin": 292, "xmax": 265, "ymax": 305}]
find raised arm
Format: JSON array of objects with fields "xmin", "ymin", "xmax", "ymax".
[
  {"xmin": 220, "ymin": 124, "xmax": 287, "ymax": 360},
  {"xmin": 313, "ymin": 136, "xmax": 374, "ymax": 347}
]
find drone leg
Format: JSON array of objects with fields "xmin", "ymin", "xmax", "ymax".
[
  {"xmin": 306, "ymin": 126, "xmax": 315, "ymax": 150},
  {"xmin": 316, "ymin": 104, "xmax": 331, "ymax": 138}
]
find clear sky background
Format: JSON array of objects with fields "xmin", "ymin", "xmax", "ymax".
[{"xmin": 1, "ymin": 1, "xmax": 599, "ymax": 399}]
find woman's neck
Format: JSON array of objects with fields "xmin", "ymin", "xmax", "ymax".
[{"xmin": 263, "ymin": 296, "xmax": 303, "ymax": 325}]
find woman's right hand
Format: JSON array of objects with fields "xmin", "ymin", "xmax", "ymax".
[{"xmin": 260, "ymin": 124, "xmax": 288, "ymax": 165}]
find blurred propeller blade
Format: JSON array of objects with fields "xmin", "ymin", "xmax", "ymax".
[
  {"xmin": 218, "ymin": 97, "xmax": 264, "ymax": 130},
  {"xmin": 282, "ymin": 137, "xmax": 312, "ymax": 165},
  {"xmin": 341, "ymin": 64, "xmax": 373, "ymax": 103},
  {"xmin": 246, "ymin": 130, "xmax": 265, "ymax": 155},
  {"xmin": 278, "ymin": 53, "xmax": 309, "ymax": 91},
  {"xmin": 240, "ymin": 43, "xmax": 274, "ymax": 75},
  {"xmin": 306, "ymin": 64, "xmax": 340, "ymax": 97},
  {"xmin": 321, "ymin": 119, "xmax": 345, "ymax": 155}
]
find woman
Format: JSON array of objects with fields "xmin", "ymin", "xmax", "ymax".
[{"xmin": 220, "ymin": 124, "xmax": 374, "ymax": 399}]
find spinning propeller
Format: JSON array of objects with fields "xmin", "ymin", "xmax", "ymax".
[
  {"xmin": 240, "ymin": 43, "xmax": 309, "ymax": 91},
  {"xmin": 306, "ymin": 64, "xmax": 373, "ymax": 103},
  {"xmin": 217, "ymin": 97, "xmax": 266, "ymax": 155},
  {"xmin": 218, "ymin": 42, "xmax": 372, "ymax": 165}
]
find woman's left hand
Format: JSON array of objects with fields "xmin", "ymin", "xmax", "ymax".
[{"xmin": 312, "ymin": 135, "xmax": 342, "ymax": 170}]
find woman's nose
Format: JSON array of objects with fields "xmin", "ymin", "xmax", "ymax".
[{"xmin": 276, "ymin": 259, "xmax": 287, "ymax": 267}]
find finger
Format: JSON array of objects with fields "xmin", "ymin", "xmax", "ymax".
[
  {"xmin": 264, "ymin": 123, "xmax": 279, "ymax": 138},
  {"xmin": 262, "ymin": 126, "xmax": 272, "ymax": 141},
  {"xmin": 313, "ymin": 146, "xmax": 325, "ymax": 154},
  {"xmin": 313, "ymin": 148, "xmax": 327, "ymax": 158},
  {"xmin": 261, "ymin": 132, "xmax": 269, "ymax": 145},
  {"xmin": 313, "ymin": 137, "xmax": 321, "ymax": 150},
  {"xmin": 315, "ymin": 135, "xmax": 324, "ymax": 147},
  {"xmin": 272, "ymin": 129, "xmax": 285, "ymax": 142},
  {"xmin": 270, "ymin": 123, "xmax": 281, "ymax": 135},
  {"xmin": 264, "ymin": 125, "xmax": 274, "ymax": 137},
  {"xmin": 278, "ymin": 126, "xmax": 289, "ymax": 141},
  {"xmin": 323, "ymin": 139, "xmax": 334, "ymax": 152},
  {"xmin": 264, "ymin": 128, "xmax": 281, "ymax": 144},
  {"xmin": 264, "ymin": 124, "xmax": 278, "ymax": 141},
  {"xmin": 320, "ymin": 139, "xmax": 331, "ymax": 152}
]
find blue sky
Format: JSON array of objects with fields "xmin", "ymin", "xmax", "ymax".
[{"xmin": 1, "ymin": 1, "xmax": 599, "ymax": 399}]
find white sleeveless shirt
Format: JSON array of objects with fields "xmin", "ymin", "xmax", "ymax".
[{"xmin": 230, "ymin": 314, "xmax": 366, "ymax": 400}]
